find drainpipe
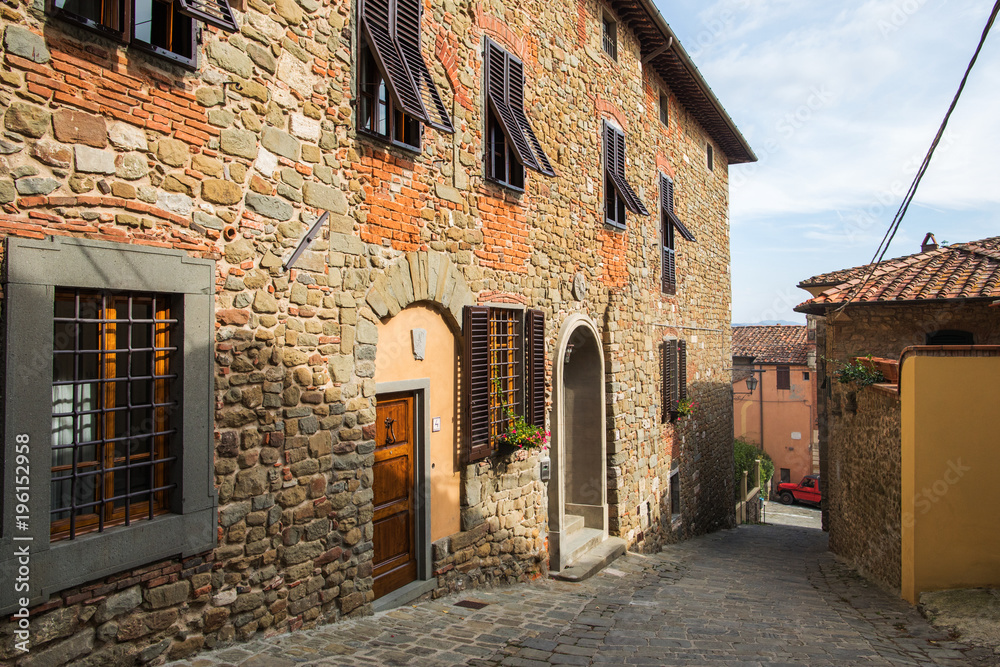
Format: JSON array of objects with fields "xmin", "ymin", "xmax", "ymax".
[{"xmin": 758, "ymin": 365, "xmax": 765, "ymax": 495}]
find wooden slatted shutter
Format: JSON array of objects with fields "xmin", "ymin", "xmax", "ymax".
[
  {"xmin": 394, "ymin": 0, "xmax": 454, "ymax": 133},
  {"xmin": 464, "ymin": 306, "xmax": 491, "ymax": 461},
  {"xmin": 525, "ymin": 310, "xmax": 546, "ymax": 428},
  {"xmin": 485, "ymin": 40, "xmax": 538, "ymax": 171},
  {"xmin": 663, "ymin": 339, "xmax": 678, "ymax": 421},
  {"xmin": 678, "ymin": 340, "xmax": 687, "ymax": 403},
  {"xmin": 177, "ymin": 0, "xmax": 238, "ymax": 32},
  {"xmin": 509, "ymin": 59, "xmax": 555, "ymax": 176},
  {"xmin": 608, "ymin": 124, "xmax": 649, "ymax": 216},
  {"xmin": 661, "ymin": 176, "xmax": 675, "ymax": 295}
]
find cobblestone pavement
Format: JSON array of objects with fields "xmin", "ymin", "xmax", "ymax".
[{"xmin": 172, "ymin": 522, "xmax": 996, "ymax": 666}]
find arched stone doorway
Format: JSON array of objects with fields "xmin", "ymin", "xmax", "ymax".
[{"xmin": 550, "ymin": 315, "xmax": 608, "ymax": 572}]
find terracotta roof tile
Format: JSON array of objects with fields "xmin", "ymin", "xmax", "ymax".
[
  {"xmin": 732, "ymin": 325, "xmax": 810, "ymax": 364},
  {"xmin": 795, "ymin": 236, "xmax": 1000, "ymax": 314}
]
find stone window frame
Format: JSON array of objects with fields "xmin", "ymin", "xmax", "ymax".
[
  {"xmin": 46, "ymin": 0, "xmax": 237, "ymax": 70},
  {"xmin": 482, "ymin": 37, "xmax": 556, "ymax": 190},
  {"xmin": 0, "ymin": 236, "xmax": 216, "ymax": 615}
]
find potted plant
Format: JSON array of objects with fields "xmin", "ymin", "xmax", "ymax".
[
  {"xmin": 673, "ymin": 397, "xmax": 697, "ymax": 421},
  {"xmin": 496, "ymin": 412, "xmax": 550, "ymax": 456}
]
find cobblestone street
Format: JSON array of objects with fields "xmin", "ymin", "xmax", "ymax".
[{"xmin": 172, "ymin": 517, "xmax": 995, "ymax": 666}]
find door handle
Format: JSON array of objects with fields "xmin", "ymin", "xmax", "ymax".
[{"xmin": 384, "ymin": 417, "xmax": 396, "ymax": 445}]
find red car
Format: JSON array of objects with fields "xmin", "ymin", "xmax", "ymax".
[{"xmin": 777, "ymin": 474, "xmax": 821, "ymax": 506}]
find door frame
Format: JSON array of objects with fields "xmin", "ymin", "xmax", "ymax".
[
  {"xmin": 373, "ymin": 379, "xmax": 432, "ymax": 605},
  {"xmin": 550, "ymin": 314, "xmax": 608, "ymax": 572}
]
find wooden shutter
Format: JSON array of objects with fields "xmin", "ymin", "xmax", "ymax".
[
  {"xmin": 661, "ymin": 176, "xmax": 675, "ymax": 294},
  {"xmin": 678, "ymin": 340, "xmax": 687, "ymax": 402},
  {"xmin": 508, "ymin": 56, "xmax": 555, "ymax": 176},
  {"xmin": 606, "ymin": 123, "xmax": 649, "ymax": 216},
  {"xmin": 394, "ymin": 0, "xmax": 454, "ymax": 133},
  {"xmin": 663, "ymin": 339, "xmax": 678, "ymax": 421},
  {"xmin": 661, "ymin": 175, "xmax": 695, "ymax": 242},
  {"xmin": 525, "ymin": 310, "xmax": 546, "ymax": 427},
  {"xmin": 177, "ymin": 0, "xmax": 237, "ymax": 32},
  {"xmin": 485, "ymin": 40, "xmax": 537, "ymax": 171},
  {"xmin": 464, "ymin": 306, "xmax": 491, "ymax": 461}
]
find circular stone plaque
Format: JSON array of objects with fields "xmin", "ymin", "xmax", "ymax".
[{"xmin": 572, "ymin": 272, "xmax": 587, "ymax": 301}]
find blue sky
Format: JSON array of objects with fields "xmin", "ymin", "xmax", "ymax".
[{"xmin": 654, "ymin": 0, "xmax": 1000, "ymax": 323}]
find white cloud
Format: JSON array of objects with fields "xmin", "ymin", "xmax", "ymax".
[{"xmin": 658, "ymin": 0, "xmax": 1000, "ymax": 322}]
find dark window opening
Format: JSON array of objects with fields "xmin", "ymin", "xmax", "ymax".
[
  {"xmin": 132, "ymin": 0, "xmax": 196, "ymax": 65},
  {"xmin": 776, "ymin": 366, "xmax": 790, "ymax": 390},
  {"xmin": 659, "ymin": 92, "xmax": 669, "ymax": 127},
  {"xmin": 358, "ymin": 37, "xmax": 421, "ymax": 150},
  {"xmin": 669, "ymin": 468, "xmax": 680, "ymax": 516},
  {"xmin": 803, "ymin": 371, "xmax": 810, "ymax": 380},
  {"xmin": 51, "ymin": 289, "xmax": 178, "ymax": 541},
  {"xmin": 602, "ymin": 15, "xmax": 617, "ymax": 60},
  {"xmin": 780, "ymin": 468, "xmax": 790, "ymax": 483},
  {"xmin": 706, "ymin": 143, "xmax": 714, "ymax": 171},
  {"xmin": 488, "ymin": 108, "xmax": 524, "ymax": 189},
  {"xmin": 606, "ymin": 170, "xmax": 626, "ymax": 229},
  {"xmin": 926, "ymin": 330, "xmax": 974, "ymax": 346}
]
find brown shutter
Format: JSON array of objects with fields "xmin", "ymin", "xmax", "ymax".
[
  {"xmin": 661, "ymin": 175, "xmax": 695, "ymax": 242},
  {"xmin": 663, "ymin": 339, "xmax": 678, "ymax": 421},
  {"xmin": 607, "ymin": 124, "xmax": 649, "ymax": 216},
  {"xmin": 177, "ymin": 0, "xmax": 237, "ymax": 32},
  {"xmin": 678, "ymin": 339, "xmax": 687, "ymax": 402},
  {"xmin": 508, "ymin": 56, "xmax": 555, "ymax": 176},
  {"xmin": 485, "ymin": 40, "xmax": 537, "ymax": 171},
  {"xmin": 394, "ymin": 0, "xmax": 454, "ymax": 133},
  {"xmin": 464, "ymin": 306, "xmax": 491, "ymax": 461},
  {"xmin": 525, "ymin": 310, "xmax": 546, "ymax": 427}
]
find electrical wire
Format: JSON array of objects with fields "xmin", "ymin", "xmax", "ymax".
[{"xmin": 834, "ymin": 0, "xmax": 1000, "ymax": 313}]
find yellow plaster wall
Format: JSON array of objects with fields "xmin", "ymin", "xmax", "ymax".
[
  {"xmin": 374, "ymin": 304, "xmax": 461, "ymax": 542},
  {"xmin": 901, "ymin": 355, "xmax": 1000, "ymax": 603}
]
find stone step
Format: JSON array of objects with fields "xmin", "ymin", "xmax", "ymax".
[
  {"xmin": 563, "ymin": 513, "xmax": 585, "ymax": 538},
  {"xmin": 551, "ymin": 536, "xmax": 627, "ymax": 582},
  {"xmin": 560, "ymin": 526, "xmax": 605, "ymax": 567}
]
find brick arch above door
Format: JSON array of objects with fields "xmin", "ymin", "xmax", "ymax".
[{"xmin": 365, "ymin": 252, "xmax": 475, "ymax": 332}]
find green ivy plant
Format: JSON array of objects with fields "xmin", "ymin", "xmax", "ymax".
[{"xmin": 827, "ymin": 355, "xmax": 887, "ymax": 387}]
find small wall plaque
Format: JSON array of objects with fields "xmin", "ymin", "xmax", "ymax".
[{"xmin": 411, "ymin": 328, "xmax": 426, "ymax": 360}]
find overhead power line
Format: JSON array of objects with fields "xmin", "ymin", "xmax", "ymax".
[{"xmin": 836, "ymin": 0, "xmax": 1000, "ymax": 313}]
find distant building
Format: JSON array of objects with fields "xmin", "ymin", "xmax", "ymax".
[{"xmin": 732, "ymin": 325, "xmax": 818, "ymax": 495}]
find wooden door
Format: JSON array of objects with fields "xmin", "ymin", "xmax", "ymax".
[{"xmin": 373, "ymin": 392, "xmax": 417, "ymax": 599}]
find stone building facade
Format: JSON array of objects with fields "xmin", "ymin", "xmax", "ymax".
[{"xmin": 0, "ymin": 0, "xmax": 753, "ymax": 662}]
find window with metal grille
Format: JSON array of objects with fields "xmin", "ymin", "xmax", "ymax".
[
  {"xmin": 776, "ymin": 365, "xmax": 790, "ymax": 390},
  {"xmin": 661, "ymin": 338, "xmax": 687, "ymax": 422},
  {"xmin": 602, "ymin": 15, "xmax": 617, "ymax": 60},
  {"xmin": 660, "ymin": 175, "xmax": 695, "ymax": 295},
  {"xmin": 659, "ymin": 92, "xmax": 669, "ymax": 127},
  {"xmin": 464, "ymin": 307, "xmax": 545, "ymax": 461},
  {"xmin": 357, "ymin": 0, "xmax": 454, "ymax": 148},
  {"xmin": 484, "ymin": 38, "xmax": 555, "ymax": 189},
  {"xmin": 51, "ymin": 289, "xmax": 178, "ymax": 541},
  {"xmin": 49, "ymin": 0, "xmax": 236, "ymax": 68},
  {"xmin": 604, "ymin": 121, "xmax": 649, "ymax": 230}
]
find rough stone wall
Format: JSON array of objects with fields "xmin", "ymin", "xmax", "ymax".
[
  {"xmin": 826, "ymin": 383, "xmax": 901, "ymax": 592},
  {"xmin": 0, "ymin": 0, "xmax": 737, "ymax": 661},
  {"xmin": 431, "ymin": 450, "xmax": 548, "ymax": 597}
]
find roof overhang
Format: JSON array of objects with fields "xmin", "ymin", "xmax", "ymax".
[{"xmin": 614, "ymin": 0, "xmax": 757, "ymax": 164}]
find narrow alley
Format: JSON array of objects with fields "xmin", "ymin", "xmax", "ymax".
[{"xmin": 171, "ymin": 508, "xmax": 994, "ymax": 666}]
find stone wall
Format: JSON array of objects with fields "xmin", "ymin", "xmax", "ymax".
[
  {"xmin": 826, "ymin": 382, "xmax": 901, "ymax": 592},
  {"xmin": 0, "ymin": 0, "xmax": 739, "ymax": 661}
]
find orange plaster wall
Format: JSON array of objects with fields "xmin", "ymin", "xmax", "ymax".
[
  {"xmin": 374, "ymin": 304, "xmax": 460, "ymax": 541},
  {"xmin": 734, "ymin": 363, "xmax": 816, "ymax": 490}
]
